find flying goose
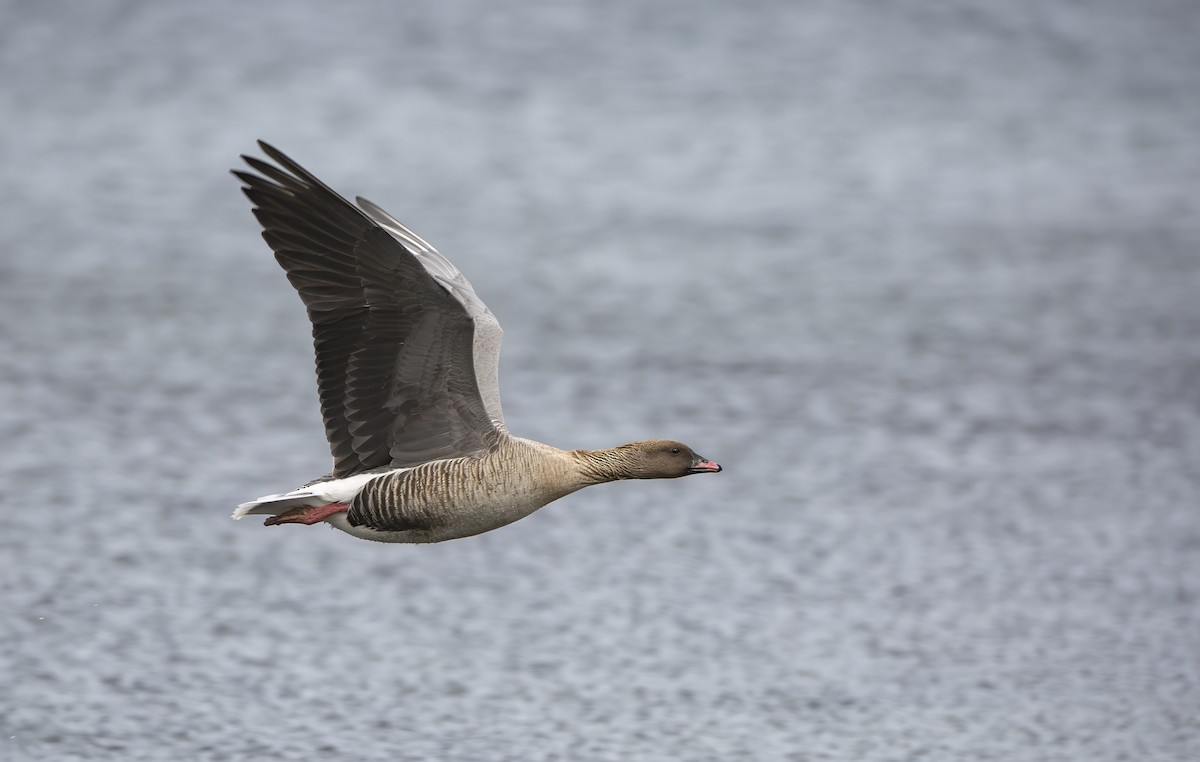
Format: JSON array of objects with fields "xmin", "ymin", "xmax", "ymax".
[{"xmin": 232, "ymin": 142, "xmax": 721, "ymax": 543}]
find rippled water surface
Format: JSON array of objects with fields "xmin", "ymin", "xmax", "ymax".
[{"xmin": 3, "ymin": 2, "xmax": 1199, "ymax": 759}]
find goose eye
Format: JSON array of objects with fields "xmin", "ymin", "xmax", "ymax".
[{"xmin": 670, "ymin": 447, "xmax": 681, "ymax": 455}]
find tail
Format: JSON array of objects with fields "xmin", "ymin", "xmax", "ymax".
[{"xmin": 232, "ymin": 491, "xmax": 321, "ymax": 520}]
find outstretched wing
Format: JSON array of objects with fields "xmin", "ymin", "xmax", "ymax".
[{"xmin": 233, "ymin": 141, "xmax": 506, "ymax": 476}]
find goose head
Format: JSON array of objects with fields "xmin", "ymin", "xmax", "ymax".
[{"xmin": 618, "ymin": 439, "xmax": 723, "ymax": 479}]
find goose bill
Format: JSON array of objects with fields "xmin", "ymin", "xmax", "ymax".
[{"xmin": 689, "ymin": 458, "xmax": 722, "ymax": 474}]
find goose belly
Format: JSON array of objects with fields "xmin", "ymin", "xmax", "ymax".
[{"xmin": 327, "ymin": 490, "xmax": 552, "ymax": 543}]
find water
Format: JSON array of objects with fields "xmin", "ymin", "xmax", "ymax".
[{"xmin": 2, "ymin": 2, "xmax": 1199, "ymax": 759}]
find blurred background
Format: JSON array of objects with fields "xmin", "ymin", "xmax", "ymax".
[{"xmin": 2, "ymin": 1, "xmax": 1198, "ymax": 759}]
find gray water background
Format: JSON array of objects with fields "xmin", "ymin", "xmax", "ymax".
[{"xmin": 2, "ymin": 1, "xmax": 1199, "ymax": 759}]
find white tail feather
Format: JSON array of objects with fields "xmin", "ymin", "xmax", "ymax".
[
  {"xmin": 233, "ymin": 471, "xmax": 395, "ymax": 520},
  {"xmin": 232, "ymin": 491, "xmax": 320, "ymax": 520}
]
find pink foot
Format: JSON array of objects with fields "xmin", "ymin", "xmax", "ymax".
[{"xmin": 264, "ymin": 502, "xmax": 349, "ymax": 526}]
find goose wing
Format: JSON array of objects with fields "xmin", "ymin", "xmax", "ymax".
[{"xmin": 233, "ymin": 141, "xmax": 506, "ymax": 476}]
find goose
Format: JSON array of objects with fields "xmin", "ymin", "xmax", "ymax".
[{"xmin": 231, "ymin": 142, "xmax": 721, "ymax": 544}]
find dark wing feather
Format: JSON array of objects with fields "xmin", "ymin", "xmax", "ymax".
[{"xmin": 233, "ymin": 141, "xmax": 504, "ymax": 476}]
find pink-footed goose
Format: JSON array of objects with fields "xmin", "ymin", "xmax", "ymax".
[{"xmin": 231, "ymin": 142, "xmax": 721, "ymax": 544}]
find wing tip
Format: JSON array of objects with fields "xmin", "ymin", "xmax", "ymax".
[{"xmin": 257, "ymin": 138, "xmax": 280, "ymax": 158}]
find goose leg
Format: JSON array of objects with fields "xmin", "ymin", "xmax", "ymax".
[{"xmin": 263, "ymin": 502, "xmax": 349, "ymax": 526}]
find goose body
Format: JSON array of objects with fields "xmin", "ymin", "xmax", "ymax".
[{"xmin": 232, "ymin": 142, "xmax": 721, "ymax": 544}]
